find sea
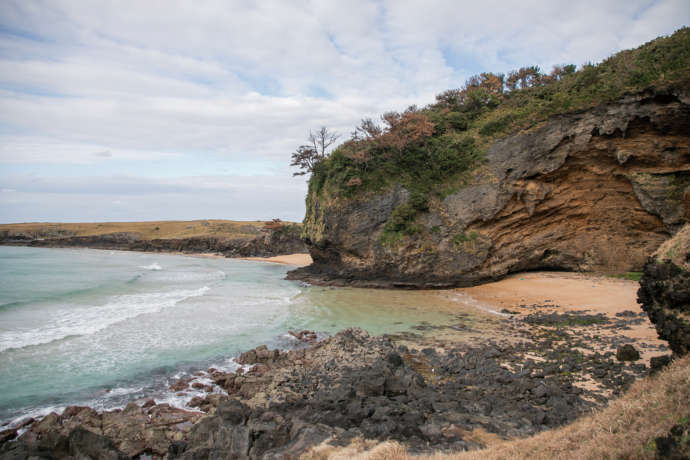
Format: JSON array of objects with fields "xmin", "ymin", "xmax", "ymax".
[{"xmin": 0, "ymin": 246, "xmax": 492, "ymax": 426}]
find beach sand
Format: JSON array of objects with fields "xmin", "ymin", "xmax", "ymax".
[
  {"xmin": 240, "ymin": 253, "xmax": 313, "ymax": 267},
  {"xmin": 457, "ymin": 271, "xmax": 666, "ymax": 362}
]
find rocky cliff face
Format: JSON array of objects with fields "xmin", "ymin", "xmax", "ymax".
[{"xmin": 292, "ymin": 89, "xmax": 690, "ymax": 287}]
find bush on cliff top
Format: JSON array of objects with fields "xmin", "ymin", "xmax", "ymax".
[{"xmin": 309, "ymin": 27, "xmax": 689, "ymax": 193}]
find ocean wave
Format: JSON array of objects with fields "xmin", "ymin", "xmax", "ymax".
[
  {"xmin": 140, "ymin": 262, "xmax": 162, "ymax": 271},
  {"xmin": 144, "ymin": 270, "xmax": 226, "ymax": 283},
  {"xmin": 0, "ymin": 286, "xmax": 210, "ymax": 352},
  {"xmin": 0, "ymin": 275, "xmax": 145, "ymax": 311}
]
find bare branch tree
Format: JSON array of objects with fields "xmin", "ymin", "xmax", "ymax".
[
  {"xmin": 290, "ymin": 126, "xmax": 339, "ymax": 176},
  {"xmin": 309, "ymin": 126, "xmax": 340, "ymax": 156}
]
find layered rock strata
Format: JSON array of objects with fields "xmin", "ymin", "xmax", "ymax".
[{"xmin": 292, "ymin": 89, "xmax": 690, "ymax": 287}]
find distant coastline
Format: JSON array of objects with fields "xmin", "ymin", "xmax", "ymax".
[{"xmin": 0, "ymin": 219, "xmax": 309, "ymax": 260}]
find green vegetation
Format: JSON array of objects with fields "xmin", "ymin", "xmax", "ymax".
[
  {"xmin": 452, "ymin": 231, "xmax": 479, "ymax": 246},
  {"xmin": 272, "ymin": 222, "xmax": 302, "ymax": 238},
  {"xmin": 305, "ymin": 28, "xmax": 690, "ymax": 240},
  {"xmin": 608, "ymin": 272, "xmax": 644, "ymax": 281}
]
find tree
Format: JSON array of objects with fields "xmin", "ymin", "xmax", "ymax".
[{"xmin": 290, "ymin": 126, "xmax": 339, "ymax": 176}]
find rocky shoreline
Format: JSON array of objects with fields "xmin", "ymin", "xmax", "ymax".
[
  {"xmin": 0, "ymin": 303, "xmax": 666, "ymax": 459},
  {"xmin": 0, "ymin": 229, "xmax": 307, "ymax": 259}
]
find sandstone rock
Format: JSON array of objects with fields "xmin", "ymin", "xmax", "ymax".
[{"xmin": 293, "ymin": 90, "xmax": 690, "ymax": 287}]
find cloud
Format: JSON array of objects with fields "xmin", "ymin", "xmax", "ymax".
[
  {"xmin": 0, "ymin": 0, "xmax": 688, "ymax": 222},
  {"xmin": 0, "ymin": 174, "xmax": 308, "ymax": 222}
]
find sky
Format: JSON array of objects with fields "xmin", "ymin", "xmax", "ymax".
[{"xmin": 0, "ymin": 1, "xmax": 688, "ymax": 223}]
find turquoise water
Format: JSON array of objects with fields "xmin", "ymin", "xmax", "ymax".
[{"xmin": 0, "ymin": 246, "xmax": 475, "ymax": 424}]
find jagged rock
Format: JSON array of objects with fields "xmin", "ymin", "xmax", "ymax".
[
  {"xmin": 288, "ymin": 330, "xmax": 318, "ymax": 344},
  {"xmin": 650, "ymin": 355, "xmax": 673, "ymax": 373},
  {"xmin": 66, "ymin": 427, "xmax": 129, "ymax": 460},
  {"xmin": 0, "ymin": 429, "xmax": 17, "ymax": 446},
  {"xmin": 1, "ymin": 402, "xmax": 202, "ymax": 459},
  {"xmin": 3, "ymin": 320, "xmax": 656, "ymax": 459},
  {"xmin": 655, "ymin": 421, "xmax": 690, "ymax": 459},
  {"xmin": 638, "ymin": 224, "xmax": 690, "ymax": 356},
  {"xmin": 616, "ymin": 344, "xmax": 640, "ymax": 361},
  {"xmin": 292, "ymin": 90, "xmax": 690, "ymax": 287}
]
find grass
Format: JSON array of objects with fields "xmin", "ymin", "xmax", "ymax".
[
  {"xmin": 653, "ymin": 224, "xmax": 690, "ymax": 271},
  {"xmin": 608, "ymin": 272, "xmax": 644, "ymax": 282},
  {"xmin": 0, "ymin": 220, "xmax": 301, "ymax": 241},
  {"xmin": 300, "ymin": 355, "xmax": 690, "ymax": 459}
]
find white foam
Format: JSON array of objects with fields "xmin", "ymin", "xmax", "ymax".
[
  {"xmin": 146, "ymin": 270, "xmax": 226, "ymax": 283},
  {"xmin": 140, "ymin": 262, "xmax": 162, "ymax": 271},
  {"xmin": 7, "ymin": 405, "xmax": 65, "ymax": 429},
  {"xmin": 453, "ymin": 292, "xmax": 510, "ymax": 316},
  {"xmin": 0, "ymin": 286, "xmax": 210, "ymax": 352}
]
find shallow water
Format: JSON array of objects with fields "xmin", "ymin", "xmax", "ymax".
[{"xmin": 0, "ymin": 246, "xmax": 493, "ymax": 424}]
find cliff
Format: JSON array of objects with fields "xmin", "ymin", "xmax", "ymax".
[{"xmin": 291, "ymin": 30, "xmax": 690, "ymax": 288}]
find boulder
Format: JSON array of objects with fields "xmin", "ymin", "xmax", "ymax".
[{"xmin": 616, "ymin": 344, "xmax": 640, "ymax": 361}]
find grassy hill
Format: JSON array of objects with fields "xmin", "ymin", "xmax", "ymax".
[{"xmin": 0, "ymin": 220, "xmax": 295, "ymax": 240}]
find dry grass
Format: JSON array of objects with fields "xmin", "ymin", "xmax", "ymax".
[
  {"xmin": 301, "ymin": 439, "xmax": 407, "ymax": 460},
  {"xmin": 302, "ymin": 355, "xmax": 690, "ymax": 460},
  {"xmin": 654, "ymin": 223, "xmax": 690, "ymax": 270},
  {"xmin": 0, "ymin": 219, "xmax": 301, "ymax": 240}
]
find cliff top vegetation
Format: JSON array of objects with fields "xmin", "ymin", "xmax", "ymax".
[{"xmin": 304, "ymin": 27, "xmax": 690, "ymax": 209}]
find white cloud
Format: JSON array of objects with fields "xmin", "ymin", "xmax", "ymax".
[{"xmin": 0, "ymin": 0, "xmax": 688, "ymax": 222}]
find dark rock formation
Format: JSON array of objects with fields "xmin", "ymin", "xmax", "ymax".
[
  {"xmin": 172, "ymin": 328, "xmax": 596, "ymax": 459},
  {"xmin": 292, "ymin": 89, "xmax": 690, "ymax": 287},
  {"xmin": 654, "ymin": 421, "xmax": 690, "ymax": 459},
  {"xmin": 1, "ymin": 318, "xmax": 653, "ymax": 459},
  {"xmin": 638, "ymin": 224, "xmax": 690, "ymax": 357},
  {"xmin": 616, "ymin": 344, "xmax": 640, "ymax": 362},
  {"xmin": 0, "ymin": 403, "xmax": 201, "ymax": 459}
]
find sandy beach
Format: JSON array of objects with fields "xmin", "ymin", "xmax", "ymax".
[
  {"xmin": 457, "ymin": 271, "xmax": 666, "ymax": 362},
  {"xmin": 240, "ymin": 253, "xmax": 313, "ymax": 267}
]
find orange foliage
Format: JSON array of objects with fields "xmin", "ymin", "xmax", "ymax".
[
  {"xmin": 262, "ymin": 219, "xmax": 283, "ymax": 230},
  {"xmin": 379, "ymin": 112, "xmax": 435, "ymax": 151}
]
